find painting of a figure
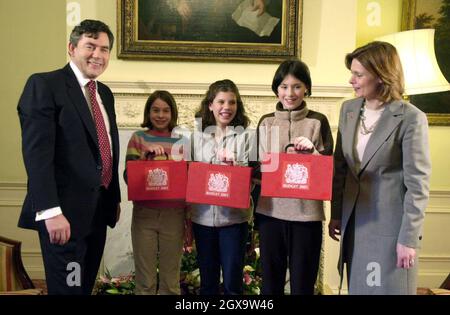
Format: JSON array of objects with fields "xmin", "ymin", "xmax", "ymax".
[
  {"xmin": 118, "ymin": 0, "xmax": 300, "ymax": 62},
  {"xmin": 138, "ymin": 0, "xmax": 283, "ymax": 44}
]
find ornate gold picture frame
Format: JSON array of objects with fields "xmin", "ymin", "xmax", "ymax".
[{"xmin": 118, "ymin": 0, "xmax": 302, "ymax": 63}]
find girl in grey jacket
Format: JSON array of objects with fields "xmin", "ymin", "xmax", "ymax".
[{"xmin": 191, "ymin": 79, "xmax": 253, "ymax": 295}]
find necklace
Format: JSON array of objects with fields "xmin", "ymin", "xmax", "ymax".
[{"xmin": 359, "ymin": 102, "xmax": 383, "ymax": 135}]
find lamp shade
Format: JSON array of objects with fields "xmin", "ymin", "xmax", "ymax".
[{"xmin": 376, "ymin": 29, "xmax": 450, "ymax": 95}]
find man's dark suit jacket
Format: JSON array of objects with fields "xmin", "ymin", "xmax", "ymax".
[{"xmin": 17, "ymin": 63, "xmax": 121, "ymax": 238}]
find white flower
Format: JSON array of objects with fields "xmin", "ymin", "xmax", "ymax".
[{"xmin": 254, "ymin": 247, "xmax": 260, "ymax": 259}]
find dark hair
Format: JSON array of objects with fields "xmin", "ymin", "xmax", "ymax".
[
  {"xmin": 272, "ymin": 59, "xmax": 312, "ymax": 97},
  {"xmin": 345, "ymin": 41, "xmax": 404, "ymax": 102},
  {"xmin": 141, "ymin": 90, "xmax": 178, "ymax": 131},
  {"xmin": 69, "ymin": 19, "xmax": 114, "ymax": 50},
  {"xmin": 195, "ymin": 79, "xmax": 250, "ymax": 130}
]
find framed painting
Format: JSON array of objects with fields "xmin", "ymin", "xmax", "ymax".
[
  {"xmin": 118, "ymin": 0, "xmax": 302, "ymax": 63},
  {"xmin": 401, "ymin": 0, "xmax": 450, "ymax": 125}
]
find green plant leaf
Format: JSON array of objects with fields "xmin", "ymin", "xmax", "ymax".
[{"xmin": 106, "ymin": 288, "xmax": 119, "ymax": 294}]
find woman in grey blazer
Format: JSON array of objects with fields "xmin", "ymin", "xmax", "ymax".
[{"xmin": 329, "ymin": 41, "xmax": 431, "ymax": 294}]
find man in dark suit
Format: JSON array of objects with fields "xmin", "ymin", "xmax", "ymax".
[{"xmin": 17, "ymin": 19, "xmax": 121, "ymax": 295}]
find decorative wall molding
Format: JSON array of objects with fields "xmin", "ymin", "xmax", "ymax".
[
  {"xmin": 7, "ymin": 183, "xmax": 447, "ymax": 206},
  {"xmin": 420, "ymin": 255, "xmax": 450, "ymax": 263},
  {"xmin": 0, "ymin": 181, "xmax": 26, "ymax": 207},
  {"xmin": 427, "ymin": 190, "xmax": 450, "ymax": 214},
  {"xmin": 0, "ymin": 181, "xmax": 27, "ymax": 189},
  {"xmin": 0, "ymin": 200, "xmax": 24, "ymax": 207},
  {"xmin": 106, "ymin": 81, "xmax": 354, "ymax": 129},
  {"xmin": 105, "ymin": 81, "xmax": 354, "ymax": 97}
]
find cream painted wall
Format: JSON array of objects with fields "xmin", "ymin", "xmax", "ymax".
[
  {"xmin": 302, "ymin": 0, "xmax": 356, "ymax": 84},
  {"xmin": 428, "ymin": 128, "xmax": 450, "ymax": 190},
  {"xmin": 0, "ymin": 0, "xmax": 66, "ymax": 182},
  {"xmin": 0, "ymin": 0, "xmax": 66, "ymax": 278},
  {"xmin": 356, "ymin": 0, "xmax": 402, "ymax": 46}
]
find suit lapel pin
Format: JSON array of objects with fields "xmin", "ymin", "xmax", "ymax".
[{"xmin": 347, "ymin": 112, "xmax": 355, "ymax": 120}]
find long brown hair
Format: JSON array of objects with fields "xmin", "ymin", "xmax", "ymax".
[
  {"xmin": 141, "ymin": 90, "xmax": 178, "ymax": 131},
  {"xmin": 345, "ymin": 41, "xmax": 405, "ymax": 102},
  {"xmin": 195, "ymin": 79, "xmax": 250, "ymax": 131}
]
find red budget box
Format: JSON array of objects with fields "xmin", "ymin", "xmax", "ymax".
[
  {"xmin": 127, "ymin": 159, "xmax": 187, "ymax": 201},
  {"xmin": 186, "ymin": 162, "xmax": 252, "ymax": 209},
  {"xmin": 261, "ymin": 153, "xmax": 333, "ymax": 200}
]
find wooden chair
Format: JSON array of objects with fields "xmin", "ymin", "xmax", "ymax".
[
  {"xmin": 440, "ymin": 273, "xmax": 450, "ymax": 290},
  {"xmin": 0, "ymin": 236, "xmax": 43, "ymax": 295}
]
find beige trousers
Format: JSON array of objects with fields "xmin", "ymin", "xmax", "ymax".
[{"xmin": 131, "ymin": 204, "xmax": 185, "ymax": 295}]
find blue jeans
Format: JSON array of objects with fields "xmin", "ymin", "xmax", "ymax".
[{"xmin": 193, "ymin": 222, "xmax": 248, "ymax": 295}]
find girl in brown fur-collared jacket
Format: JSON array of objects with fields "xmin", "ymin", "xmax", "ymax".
[{"xmin": 254, "ymin": 59, "xmax": 333, "ymax": 295}]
